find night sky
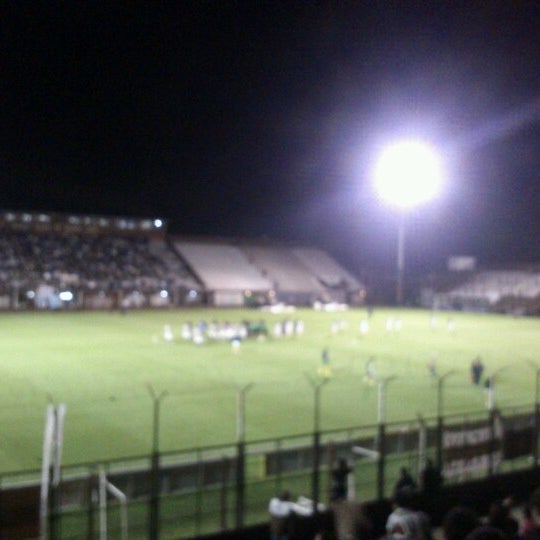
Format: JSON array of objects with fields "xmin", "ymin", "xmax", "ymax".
[{"xmin": 2, "ymin": 2, "xmax": 540, "ymax": 278}]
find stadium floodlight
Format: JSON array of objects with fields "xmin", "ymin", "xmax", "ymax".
[
  {"xmin": 374, "ymin": 140, "xmax": 444, "ymax": 304},
  {"xmin": 374, "ymin": 140, "xmax": 443, "ymax": 208}
]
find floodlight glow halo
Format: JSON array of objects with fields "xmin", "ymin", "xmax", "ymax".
[{"xmin": 374, "ymin": 140, "xmax": 443, "ymax": 208}]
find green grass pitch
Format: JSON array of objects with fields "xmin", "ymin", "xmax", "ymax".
[{"xmin": 0, "ymin": 307, "xmax": 538, "ymax": 474}]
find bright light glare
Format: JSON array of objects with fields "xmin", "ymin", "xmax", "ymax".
[
  {"xmin": 374, "ymin": 141, "xmax": 443, "ymax": 208},
  {"xmin": 59, "ymin": 291, "xmax": 73, "ymax": 302}
]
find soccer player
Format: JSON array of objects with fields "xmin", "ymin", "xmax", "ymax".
[
  {"xmin": 360, "ymin": 319, "xmax": 370, "ymax": 335},
  {"xmin": 318, "ymin": 348, "xmax": 332, "ymax": 378},
  {"xmin": 428, "ymin": 353, "xmax": 438, "ymax": 378},
  {"xmin": 163, "ymin": 324, "xmax": 173, "ymax": 342},
  {"xmin": 364, "ymin": 356, "xmax": 377, "ymax": 385}
]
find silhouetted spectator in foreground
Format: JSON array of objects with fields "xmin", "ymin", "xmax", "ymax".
[
  {"xmin": 420, "ymin": 459, "xmax": 443, "ymax": 521},
  {"xmin": 521, "ymin": 505, "xmax": 536, "ymax": 538},
  {"xmin": 386, "ymin": 489, "xmax": 431, "ymax": 540},
  {"xmin": 420, "ymin": 459, "xmax": 442, "ymax": 495},
  {"xmin": 442, "ymin": 506, "xmax": 479, "ymax": 540},
  {"xmin": 394, "ymin": 467, "xmax": 417, "ymax": 497},
  {"xmin": 487, "ymin": 499, "xmax": 518, "ymax": 538},
  {"xmin": 330, "ymin": 499, "xmax": 374, "ymax": 540},
  {"xmin": 523, "ymin": 487, "xmax": 540, "ymax": 540},
  {"xmin": 464, "ymin": 525, "xmax": 505, "ymax": 540},
  {"xmin": 330, "ymin": 458, "xmax": 352, "ymax": 501},
  {"xmin": 269, "ymin": 491, "xmax": 293, "ymax": 540},
  {"xmin": 268, "ymin": 490, "xmax": 313, "ymax": 540}
]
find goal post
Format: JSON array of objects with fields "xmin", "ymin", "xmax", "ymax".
[
  {"xmin": 99, "ymin": 467, "xmax": 129, "ymax": 540},
  {"xmin": 348, "ymin": 445, "xmax": 380, "ymax": 501},
  {"xmin": 39, "ymin": 405, "xmax": 55, "ymax": 540},
  {"xmin": 39, "ymin": 403, "xmax": 67, "ymax": 540}
]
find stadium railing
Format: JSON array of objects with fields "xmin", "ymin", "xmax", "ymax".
[{"xmin": 0, "ymin": 403, "xmax": 538, "ymax": 539}]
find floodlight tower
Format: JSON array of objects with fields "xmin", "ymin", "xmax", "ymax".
[{"xmin": 374, "ymin": 140, "xmax": 444, "ymax": 304}]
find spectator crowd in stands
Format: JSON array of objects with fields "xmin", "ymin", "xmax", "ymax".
[
  {"xmin": 272, "ymin": 462, "xmax": 540, "ymax": 540},
  {"xmin": 0, "ymin": 231, "xmax": 196, "ymax": 305}
]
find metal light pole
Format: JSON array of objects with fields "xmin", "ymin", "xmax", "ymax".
[
  {"xmin": 396, "ymin": 213, "xmax": 405, "ymax": 305},
  {"xmin": 373, "ymin": 140, "xmax": 444, "ymax": 306}
]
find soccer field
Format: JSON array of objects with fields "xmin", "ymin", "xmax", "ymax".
[{"xmin": 0, "ymin": 307, "xmax": 538, "ymax": 474}]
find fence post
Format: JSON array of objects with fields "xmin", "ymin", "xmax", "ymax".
[
  {"xmin": 377, "ymin": 422, "xmax": 386, "ymax": 500},
  {"xmin": 48, "ymin": 478, "xmax": 59, "ymax": 540},
  {"xmin": 235, "ymin": 440, "xmax": 246, "ymax": 531},
  {"xmin": 234, "ymin": 383, "xmax": 253, "ymax": 533},
  {"xmin": 437, "ymin": 415, "xmax": 444, "ymax": 473},
  {"xmin": 312, "ymin": 429, "xmax": 321, "ymax": 516},
  {"xmin": 535, "ymin": 401, "xmax": 540, "ymax": 469},
  {"xmin": 488, "ymin": 409, "xmax": 497, "ymax": 477},
  {"xmin": 149, "ymin": 451, "xmax": 160, "ymax": 540},
  {"xmin": 417, "ymin": 415, "xmax": 427, "ymax": 483},
  {"xmin": 195, "ymin": 450, "xmax": 203, "ymax": 538},
  {"xmin": 530, "ymin": 363, "xmax": 540, "ymax": 469},
  {"xmin": 147, "ymin": 385, "xmax": 168, "ymax": 540},
  {"xmin": 220, "ymin": 456, "xmax": 229, "ymax": 531},
  {"xmin": 436, "ymin": 370, "xmax": 456, "ymax": 472},
  {"xmin": 326, "ymin": 440, "xmax": 336, "ymax": 503},
  {"xmin": 87, "ymin": 469, "xmax": 97, "ymax": 540},
  {"xmin": 276, "ymin": 439, "xmax": 282, "ymax": 495},
  {"xmin": 305, "ymin": 374, "xmax": 329, "ymax": 518}
]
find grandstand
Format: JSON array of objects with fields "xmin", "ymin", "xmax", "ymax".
[
  {"xmin": 433, "ymin": 269, "xmax": 540, "ymax": 314},
  {"xmin": 0, "ymin": 210, "xmax": 365, "ymax": 310},
  {"xmin": 240, "ymin": 244, "xmax": 326, "ymax": 305},
  {"xmin": 293, "ymin": 246, "xmax": 365, "ymax": 304},
  {"xmin": 8, "ymin": 209, "xmax": 540, "ymax": 315},
  {"xmin": 172, "ymin": 240, "xmax": 274, "ymax": 306}
]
